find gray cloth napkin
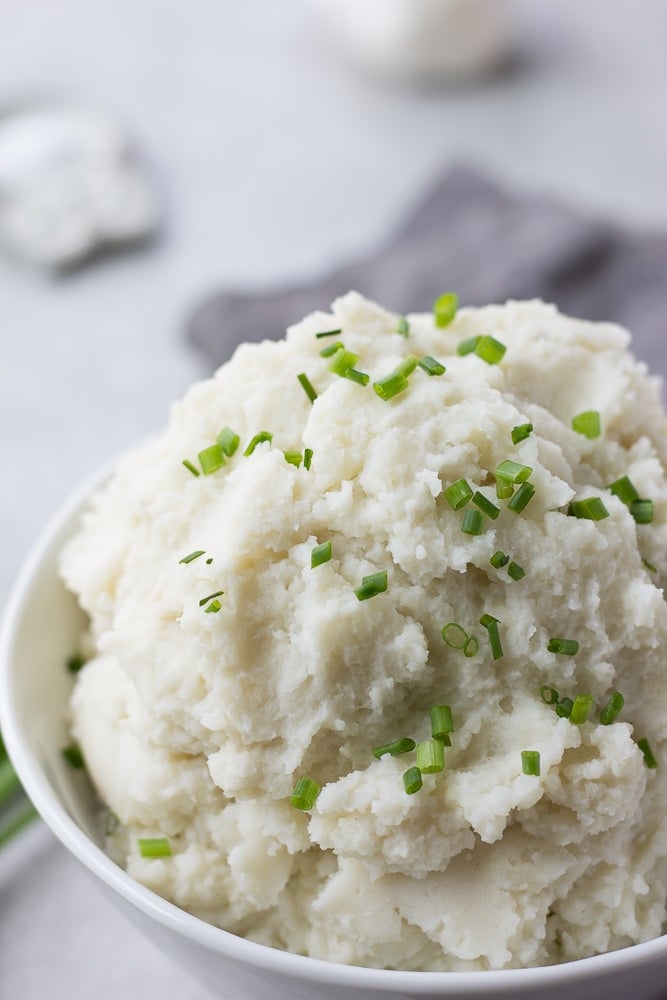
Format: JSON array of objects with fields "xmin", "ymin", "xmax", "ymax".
[{"xmin": 187, "ymin": 167, "xmax": 667, "ymax": 378}]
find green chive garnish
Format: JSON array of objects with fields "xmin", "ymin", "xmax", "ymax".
[
  {"xmin": 315, "ymin": 328, "xmax": 342, "ymax": 339},
  {"xmin": 403, "ymin": 766, "xmax": 423, "ymax": 794},
  {"xmin": 511, "ymin": 423, "xmax": 533, "ymax": 445},
  {"xmin": 643, "ymin": 557, "xmax": 658, "ymax": 573},
  {"xmin": 303, "ymin": 448, "xmax": 313, "ymax": 470},
  {"xmin": 372, "ymin": 738, "xmax": 416, "ymax": 759},
  {"xmin": 105, "ymin": 811, "xmax": 120, "ymax": 836},
  {"xmin": 138, "ymin": 837, "xmax": 172, "ymax": 858},
  {"xmin": 311, "ymin": 540, "xmax": 332, "ymax": 568},
  {"xmin": 555, "ymin": 697, "xmax": 573, "ymax": 719},
  {"xmin": 198, "ymin": 444, "xmax": 225, "ymax": 475},
  {"xmin": 474, "ymin": 335, "xmax": 506, "ymax": 365},
  {"xmin": 284, "ymin": 451, "xmax": 303, "ymax": 467},
  {"xmin": 244, "ymin": 431, "xmax": 272, "ymax": 456},
  {"xmin": 329, "ymin": 347, "xmax": 365, "ymax": 383},
  {"xmin": 354, "ymin": 570, "xmax": 388, "ymax": 601},
  {"xmin": 490, "ymin": 550, "xmax": 510, "ymax": 569},
  {"xmin": 179, "ymin": 550, "xmax": 205, "ymax": 564},
  {"xmin": 62, "ymin": 744, "xmax": 85, "ymax": 769},
  {"xmin": 572, "ymin": 410, "xmax": 601, "ymax": 439},
  {"xmin": 430, "ymin": 705, "xmax": 454, "ymax": 740},
  {"xmin": 66, "ymin": 654, "xmax": 86, "ymax": 674},
  {"xmin": 199, "ymin": 590, "xmax": 224, "ymax": 607},
  {"xmin": 433, "ymin": 292, "xmax": 458, "ymax": 328},
  {"xmin": 631, "ymin": 499, "xmax": 654, "ymax": 524},
  {"xmin": 472, "ymin": 491, "xmax": 500, "ymax": 520},
  {"xmin": 345, "ymin": 368, "xmax": 370, "ymax": 386},
  {"xmin": 461, "ymin": 508, "xmax": 484, "ymax": 535},
  {"xmin": 496, "ymin": 479, "xmax": 514, "ymax": 500},
  {"xmin": 496, "ymin": 460, "xmax": 533, "ymax": 484},
  {"xmin": 444, "ymin": 479, "xmax": 473, "ymax": 511},
  {"xmin": 607, "ymin": 475, "xmax": 639, "ymax": 505},
  {"xmin": 373, "ymin": 371, "xmax": 410, "ymax": 401},
  {"xmin": 521, "ymin": 750, "xmax": 540, "ymax": 776},
  {"xmin": 418, "ymin": 356, "xmax": 446, "ymax": 376},
  {"xmin": 637, "ymin": 737, "xmax": 658, "ymax": 769},
  {"xmin": 480, "ymin": 614, "xmax": 503, "ymax": 659},
  {"xmin": 416, "ymin": 739, "xmax": 444, "ymax": 774},
  {"xmin": 569, "ymin": 694, "xmax": 594, "ymax": 725},
  {"xmin": 463, "ymin": 635, "xmax": 479, "ymax": 657},
  {"xmin": 396, "ymin": 317, "xmax": 410, "ymax": 337},
  {"xmin": 457, "ymin": 335, "xmax": 480, "ymax": 356},
  {"xmin": 204, "ymin": 600, "xmax": 222, "ymax": 613},
  {"xmin": 508, "ymin": 482, "xmax": 535, "ymax": 513},
  {"xmin": 507, "ymin": 561, "xmax": 525, "ymax": 581},
  {"xmin": 600, "ymin": 691, "xmax": 624, "ymax": 725},
  {"xmin": 290, "ymin": 776, "xmax": 321, "ymax": 809},
  {"xmin": 297, "ymin": 373, "xmax": 318, "ymax": 404},
  {"xmin": 568, "ymin": 497, "xmax": 609, "ymax": 521},
  {"xmin": 182, "ymin": 459, "xmax": 200, "ymax": 477},
  {"xmin": 217, "ymin": 427, "xmax": 240, "ymax": 457},
  {"xmin": 319, "ymin": 340, "xmax": 344, "ymax": 358},
  {"xmin": 206, "ymin": 558, "xmax": 213, "ymax": 564},
  {"xmin": 540, "ymin": 685, "xmax": 560, "ymax": 705},
  {"xmin": 442, "ymin": 623, "xmax": 467, "ymax": 649},
  {"xmin": 547, "ymin": 637, "xmax": 579, "ymax": 656}
]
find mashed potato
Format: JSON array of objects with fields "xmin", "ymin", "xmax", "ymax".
[{"xmin": 62, "ymin": 293, "xmax": 667, "ymax": 970}]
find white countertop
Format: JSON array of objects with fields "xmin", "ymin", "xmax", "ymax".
[{"xmin": 2, "ymin": 1, "xmax": 667, "ymax": 996}]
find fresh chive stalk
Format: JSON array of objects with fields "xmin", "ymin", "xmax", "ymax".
[
  {"xmin": 204, "ymin": 600, "xmax": 222, "ymax": 613},
  {"xmin": 555, "ymin": 697, "xmax": 574, "ymax": 719},
  {"xmin": 416, "ymin": 739, "xmax": 444, "ymax": 774},
  {"xmin": 179, "ymin": 550, "xmax": 205, "ymax": 564},
  {"xmin": 372, "ymin": 738, "xmax": 415, "ymax": 759},
  {"xmin": 297, "ymin": 373, "xmax": 318, "ymax": 404},
  {"xmin": 303, "ymin": 448, "xmax": 313, "ymax": 470},
  {"xmin": 403, "ymin": 766, "xmax": 423, "ymax": 794},
  {"xmin": 457, "ymin": 335, "xmax": 480, "ymax": 356},
  {"xmin": 643, "ymin": 557, "xmax": 658, "ymax": 573},
  {"xmin": 67, "ymin": 654, "xmax": 86, "ymax": 674},
  {"xmin": 354, "ymin": 570, "xmax": 388, "ymax": 601},
  {"xmin": 507, "ymin": 561, "xmax": 525, "ymax": 581},
  {"xmin": 182, "ymin": 459, "xmax": 200, "ymax": 477},
  {"xmin": 607, "ymin": 475, "xmax": 639, "ymax": 504},
  {"xmin": 474, "ymin": 335, "xmax": 506, "ymax": 365},
  {"xmin": 199, "ymin": 590, "xmax": 224, "ymax": 607},
  {"xmin": 244, "ymin": 431, "xmax": 272, "ymax": 456},
  {"xmin": 508, "ymin": 482, "xmax": 535, "ymax": 513},
  {"xmin": 396, "ymin": 317, "xmax": 410, "ymax": 337},
  {"xmin": 480, "ymin": 614, "xmax": 503, "ymax": 659},
  {"xmin": 571, "ymin": 411, "xmax": 601, "ymax": 439},
  {"xmin": 290, "ymin": 776, "xmax": 321, "ymax": 809},
  {"xmin": 521, "ymin": 750, "xmax": 541, "ymax": 776},
  {"xmin": 319, "ymin": 341, "xmax": 344, "ymax": 358},
  {"xmin": 496, "ymin": 460, "xmax": 533, "ymax": 484},
  {"xmin": 444, "ymin": 479, "xmax": 473, "ymax": 511},
  {"xmin": 315, "ymin": 328, "xmax": 342, "ymax": 339},
  {"xmin": 600, "ymin": 691, "xmax": 624, "ymax": 725},
  {"xmin": 311, "ymin": 540, "xmax": 332, "ymax": 568},
  {"xmin": 418, "ymin": 356, "xmax": 446, "ymax": 376},
  {"xmin": 433, "ymin": 292, "xmax": 458, "ymax": 328},
  {"xmin": 198, "ymin": 444, "xmax": 225, "ymax": 476},
  {"xmin": 217, "ymin": 427, "xmax": 240, "ymax": 457},
  {"xmin": 496, "ymin": 479, "xmax": 514, "ymax": 499},
  {"xmin": 511, "ymin": 423, "xmax": 533, "ymax": 445},
  {"xmin": 547, "ymin": 637, "xmax": 579, "ymax": 656},
  {"xmin": 62, "ymin": 744, "xmax": 85, "ymax": 769},
  {"xmin": 472, "ymin": 492, "xmax": 500, "ymax": 520},
  {"xmin": 637, "ymin": 737, "xmax": 658, "ymax": 769},
  {"xmin": 490, "ymin": 550, "xmax": 510, "ymax": 569},
  {"xmin": 631, "ymin": 499, "xmax": 654, "ymax": 524},
  {"xmin": 284, "ymin": 451, "xmax": 303, "ymax": 467},
  {"xmin": 430, "ymin": 705, "xmax": 454, "ymax": 740},
  {"xmin": 463, "ymin": 635, "xmax": 479, "ymax": 657},
  {"xmin": 568, "ymin": 497, "xmax": 609, "ymax": 521},
  {"xmin": 441, "ymin": 623, "xmax": 467, "ymax": 649},
  {"xmin": 569, "ymin": 694, "xmax": 594, "ymax": 725},
  {"xmin": 138, "ymin": 837, "xmax": 172, "ymax": 858},
  {"xmin": 461, "ymin": 508, "xmax": 484, "ymax": 535},
  {"xmin": 540, "ymin": 685, "xmax": 560, "ymax": 706}
]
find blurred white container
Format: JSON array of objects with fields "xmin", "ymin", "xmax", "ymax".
[{"xmin": 309, "ymin": 0, "xmax": 514, "ymax": 82}]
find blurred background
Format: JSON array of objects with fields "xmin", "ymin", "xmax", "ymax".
[{"xmin": 1, "ymin": 1, "xmax": 667, "ymax": 996}]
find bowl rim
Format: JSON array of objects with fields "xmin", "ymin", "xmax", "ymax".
[{"xmin": 2, "ymin": 461, "xmax": 667, "ymax": 994}]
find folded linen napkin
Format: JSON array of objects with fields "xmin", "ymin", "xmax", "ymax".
[{"xmin": 187, "ymin": 167, "xmax": 667, "ymax": 379}]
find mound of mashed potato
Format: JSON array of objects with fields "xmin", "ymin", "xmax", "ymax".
[{"xmin": 62, "ymin": 293, "xmax": 667, "ymax": 970}]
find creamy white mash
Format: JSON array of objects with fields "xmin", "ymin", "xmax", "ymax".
[{"xmin": 62, "ymin": 293, "xmax": 667, "ymax": 970}]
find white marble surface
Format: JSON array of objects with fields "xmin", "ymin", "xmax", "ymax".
[{"xmin": 1, "ymin": 1, "xmax": 667, "ymax": 996}]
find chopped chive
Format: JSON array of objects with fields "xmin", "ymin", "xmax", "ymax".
[
  {"xmin": 441, "ymin": 622, "xmax": 467, "ymax": 649},
  {"xmin": 472, "ymin": 491, "xmax": 500, "ymax": 520},
  {"xmin": 568, "ymin": 497, "xmax": 609, "ymax": 521},
  {"xmin": 199, "ymin": 590, "xmax": 224, "ymax": 607},
  {"xmin": 416, "ymin": 739, "xmax": 444, "ymax": 774},
  {"xmin": 572, "ymin": 410, "xmax": 601, "ymax": 439},
  {"xmin": 461, "ymin": 508, "xmax": 484, "ymax": 535},
  {"xmin": 372, "ymin": 737, "xmax": 415, "ymax": 759},
  {"xmin": 138, "ymin": 837, "xmax": 172, "ymax": 858},
  {"xmin": 457, "ymin": 335, "xmax": 480, "ymax": 356},
  {"xmin": 607, "ymin": 475, "xmax": 639, "ymax": 505},
  {"xmin": 555, "ymin": 697, "xmax": 573, "ymax": 719},
  {"xmin": 474, "ymin": 335, "xmax": 506, "ymax": 365},
  {"xmin": 547, "ymin": 637, "xmax": 579, "ymax": 656},
  {"xmin": 496, "ymin": 479, "xmax": 514, "ymax": 500},
  {"xmin": 204, "ymin": 599, "xmax": 222, "ymax": 614},
  {"xmin": 521, "ymin": 750, "xmax": 541, "ymax": 776},
  {"xmin": 631, "ymin": 499, "xmax": 654, "ymax": 524},
  {"xmin": 433, "ymin": 292, "xmax": 458, "ymax": 328},
  {"xmin": 62, "ymin": 744, "xmax": 85, "ymax": 769},
  {"xmin": 443, "ymin": 478, "xmax": 473, "ymax": 511},
  {"xmin": 315, "ymin": 328, "xmax": 342, "ymax": 339},
  {"xmin": 508, "ymin": 482, "xmax": 535, "ymax": 513},
  {"xmin": 569, "ymin": 694, "xmax": 594, "ymax": 725},
  {"xmin": 507, "ymin": 561, "xmax": 525, "ymax": 581},
  {"xmin": 105, "ymin": 811, "xmax": 120, "ymax": 836},
  {"xmin": 67, "ymin": 654, "xmax": 86, "ymax": 674},
  {"xmin": 637, "ymin": 737, "xmax": 658, "ymax": 769},
  {"xmin": 463, "ymin": 635, "xmax": 479, "ymax": 657},
  {"xmin": 418, "ymin": 355, "xmax": 446, "ymax": 376},
  {"xmin": 206, "ymin": 558, "xmax": 213, "ymax": 565},
  {"xmin": 217, "ymin": 427, "xmax": 240, "ymax": 457},
  {"xmin": 329, "ymin": 347, "xmax": 359, "ymax": 375},
  {"xmin": 480, "ymin": 614, "xmax": 503, "ymax": 659},
  {"xmin": 430, "ymin": 705, "xmax": 454, "ymax": 740},
  {"xmin": 490, "ymin": 550, "xmax": 510, "ymax": 569},
  {"xmin": 244, "ymin": 431, "xmax": 272, "ymax": 456},
  {"xmin": 345, "ymin": 368, "xmax": 370, "ymax": 386},
  {"xmin": 182, "ymin": 459, "xmax": 200, "ymax": 477},
  {"xmin": 397, "ymin": 355, "xmax": 419, "ymax": 377},
  {"xmin": 643, "ymin": 557, "xmax": 658, "ymax": 573},
  {"xmin": 600, "ymin": 691, "xmax": 624, "ymax": 725},
  {"xmin": 354, "ymin": 570, "xmax": 388, "ymax": 601},
  {"xmin": 284, "ymin": 450, "xmax": 303, "ymax": 467},
  {"xmin": 319, "ymin": 340, "xmax": 344, "ymax": 358},
  {"xmin": 179, "ymin": 550, "xmax": 205, "ymax": 564},
  {"xmin": 297, "ymin": 372, "xmax": 318, "ymax": 404},
  {"xmin": 496, "ymin": 460, "xmax": 533, "ymax": 484},
  {"xmin": 403, "ymin": 766, "xmax": 423, "ymax": 794},
  {"xmin": 311, "ymin": 540, "xmax": 332, "ymax": 568},
  {"xmin": 290, "ymin": 776, "xmax": 321, "ymax": 809},
  {"xmin": 373, "ymin": 371, "xmax": 410, "ymax": 401},
  {"xmin": 511, "ymin": 423, "xmax": 533, "ymax": 445},
  {"xmin": 198, "ymin": 444, "xmax": 225, "ymax": 475},
  {"xmin": 396, "ymin": 316, "xmax": 410, "ymax": 337},
  {"xmin": 540, "ymin": 685, "xmax": 560, "ymax": 706},
  {"xmin": 303, "ymin": 448, "xmax": 313, "ymax": 470}
]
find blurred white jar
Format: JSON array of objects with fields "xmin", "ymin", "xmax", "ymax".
[{"xmin": 308, "ymin": 0, "xmax": 514, "ymax": 82}]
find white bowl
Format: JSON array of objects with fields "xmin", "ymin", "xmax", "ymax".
[{"xmin": 2, "ymin": 465, "xmax": 667, "ymax": 1000}]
